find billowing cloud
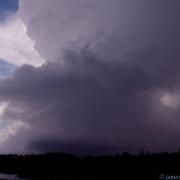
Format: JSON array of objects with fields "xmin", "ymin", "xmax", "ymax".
[
  {"xmin": 0, "ymin": 49, "xmax": 179, "ymax": 154},
  {"xmin": 0, "ymin": 14, "xmax": 44, "ymax": 67},
  {"xmin": 18, "ymin": 0, "xmax": 147, "ymax": 63},
  {"xmin": 0, "ymin": 0, "xmax": 180, "ymax": 154}
]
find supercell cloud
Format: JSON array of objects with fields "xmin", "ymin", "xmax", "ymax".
[{"xmin": 0, "ymin": 0, "xmax": 180, "ymax": 154}]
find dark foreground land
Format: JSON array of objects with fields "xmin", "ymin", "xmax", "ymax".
[{"xmin": 0, "ymin": 152, "xmax": 179, "ymax": 179}]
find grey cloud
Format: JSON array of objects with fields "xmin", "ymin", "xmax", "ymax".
[
  {"xmin": 0, "ymin": 47, "xmax": 179, "ymax": 154},
  {"xmin": 0, "ymin": 0, "xmax": 180, "ymax": 153}
]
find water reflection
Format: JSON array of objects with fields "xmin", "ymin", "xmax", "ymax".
[
  {"xmin": 0, "ymin": 173, "xmax": 20, "ymax": 179},
  {"xmin": 0, "ymin": 174, "xmax": 96, "ymax": 180}
]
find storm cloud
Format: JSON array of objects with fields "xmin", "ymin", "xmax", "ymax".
[{"xmin": 0, "ymin": 0, "xmax": 180, "ymax": 154}]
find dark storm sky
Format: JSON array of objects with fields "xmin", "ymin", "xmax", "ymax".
[{"xmin": 0, "ymin": 0, "xmax": 180, "ymax": 154}]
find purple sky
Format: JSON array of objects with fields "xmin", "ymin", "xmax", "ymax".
[{"xmin": 0, "ymin": 0, "xmax": 180, "ymax": 154}]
